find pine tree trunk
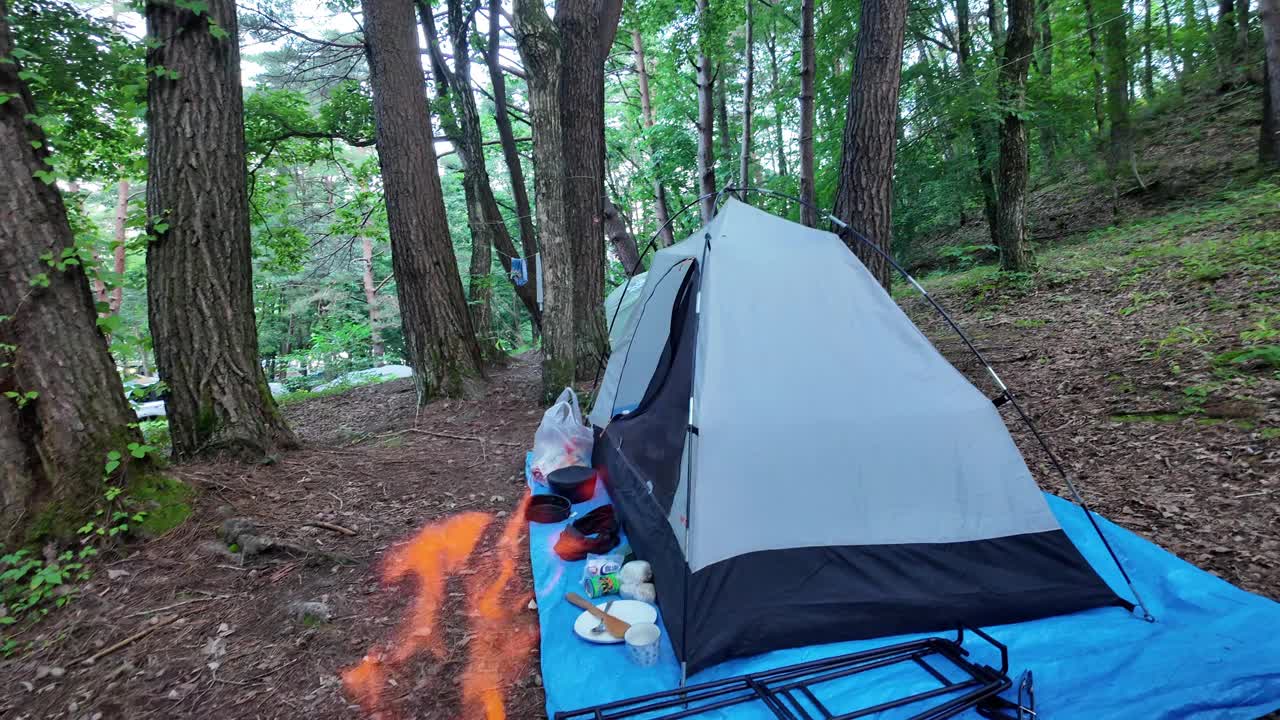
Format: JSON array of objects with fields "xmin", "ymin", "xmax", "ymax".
[
  {"xmin": 632, "ymin": 30, "xmax": 676, "ymax": 246},
  {"xmin": 1101, "ymin": 0, "xmax": 1135, "ymax": 180},
  {"xmin": 696, "ymin": 0, "xmax": 717, "ymax": 222},
  {"xmin": 1166, "ymin": 0, "xmax": 1184, "ymax": 83},
  {"xmin": 990, "ymin": 0, "xmax": 1007, "ymax": 48},
  {"xmin": 1085, "ymin": 0, "xmax": 1108, "ymax": 135},
  {"xmin": 767, "ymin": 20, "xmax": 789, "ymax": 177},
  {"xmin": 957, "ymin": 0, "xmax": 1000, "ymax": 243},
  {"xmin": 996, "ymin": 0, "xmax": 1035, "ymax": 271},
  {"xmin": 1218, "ymin": 0, "xmax": 1238, "ymax": 82},
  {"xmin": 1183, "ymin": 0, "xmax": 1202, "ymax": 75},
  {"xmin": 832, "ymin": 0, "xmax": 908, "ymax": 291},
  {"xmin": 1239, "ymin": 0, "xmax": 1254, "ymax": 79},
  {"xmin": 111, "ymin": 178, "xmax": 128, "ymax": 314},
  {"xmin": 1038, "ymin": 0, "xmax": 1058, "ymax": 165},
  {"xmin": 0, "ymin": 4, "xmax": 147, "ymax": 541},
  {"xmin": 1144, "ymin": 0, "xmax": 1157, "ymax": 96},
  {"xmin": 512, "ymin": 0, "xmax": 576, "ymax": 399},
  {"xmin": 360, "ymin": 235, "xmax": 384, "ymax": 359},
  {"xmin": 716, "ymin": 71, "xmax": 733, "ymax": 163},
  {"xmin": 739, "ymin": 0, "xmax": 755, "ymax": 194},
  {"xmin": 556, "ymin": 0, "xmax": 618, "ymax": 380},
  {"xmin": 145, "ymin": 0, "xmax": 295, "ymax": 458},
  {"xmin": 487, "ymin": 0, "xmax": 541, "ymax": 292},
  {"xmin": 361, "ymin": 0, "xmax": 485, "ymax": 402},
  {"xmin": 799, "ymin": 0, "xmax": 817, "ymax": 226},
  {"xmin": 1261, "ymin": 0, "xmax": 1280, "ymax": 163},
  {"xmin": 604, "ymin": 199, "xmax": 643, "ymax": 274}
]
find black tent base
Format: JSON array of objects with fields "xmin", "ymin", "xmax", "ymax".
[{"xmin": 555, "ymin": 626, "xmax": 1019, "ymax": 720}]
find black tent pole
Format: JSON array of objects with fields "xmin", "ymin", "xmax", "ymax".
[{"xmin": 722, "ymin": 186, "xmax": 1155, "ymax": 624}]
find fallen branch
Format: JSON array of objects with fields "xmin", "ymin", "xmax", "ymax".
[
  {"xmin": 122, "ymin": 595, "xmax": 227, "ymax": 619},
  {"xmin": 304, "ymin": 520, "xmax": 357, "ymax": 536},
  {"xmin": 79, "ymin": 614, "xmax": 179, "ymax": 665},
  {"xmin": 407, "ymin": 429, "xmax": 521, "ymax": 446}
]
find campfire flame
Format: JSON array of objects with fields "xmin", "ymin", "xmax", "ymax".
[{"xmin": 342, "ymin": 494, "xmax": 536, "ymax": 719}]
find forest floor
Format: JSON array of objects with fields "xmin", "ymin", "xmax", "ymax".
[{"xmin": 2, "ymin": 89, "xmax": 1278, "ymax": 719}]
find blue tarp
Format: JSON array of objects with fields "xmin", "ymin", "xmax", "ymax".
[{"xmin": 526, "ymin": 455, "xmax": 1280, "ymax": 719}]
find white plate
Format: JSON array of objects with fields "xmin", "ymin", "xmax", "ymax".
[{"xmin": 572, "ymin": 599, "xmax": 658, "ymax": 644}]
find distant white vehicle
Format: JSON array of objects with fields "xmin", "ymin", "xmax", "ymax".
[
  {"xmin": 125, "ymin": 378, "xmax": 289, "ymax": 420},
  {"xmin": 269, "ymin": 382, "xmax": 286, "ymax": 397},
  {"xmin": 134, "ymin": 400, "xmax": 167, "ymax": 419},
  {"xmin": 312, "ymin": 364, "xmax": 413, "ymax": 392}
]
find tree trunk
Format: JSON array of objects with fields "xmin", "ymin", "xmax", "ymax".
[
  {"xmin": 362, "ymin": 0, "xmax": 484, "ymax": 402},
  {"xmin": 957, "ymin": 0, "xmax": 1000, "ymax": 243},
  {"xmin": 739, "ymin": 0, "xmax": 755, "ymax": 194},
  {"xmin": 696, "ymin": 0, "xmax": 718, "ymax": 222},
  {"xmin": 1144, "ymin": 0, "xmax": 1157, "ymax": 96},
  {"xmin": 1101, "ymin": 0, "xmax": 1134, "ymax": 181},
  {"xmin": 1166, "ymin": 0, "xmax": 1183, "ymax": 83},
  {"xmin": 716, "ymin": 70, "xmax": 733, "ymax": 163},
  {"xmin": 990, "ymin": 0, "xmax": 1007, "ymax": 48},
  {"xmin": 1085, "ymin": 0, "xmax": 1107, "ymax": 135},
  {"xmin": 996, "ymin": 0, "xmax": 1035, "ymax": 271},
  {"xmin": 833, "ymin": 0, "xmax": 908, "ymax": 291},
  {"xmin": 1218, "ymin": 0, "xmax": 1238, "ymax": 81},
  {"xmin": 487, "ymin": 0, "xmax": 541, "ymax": 292},
  {"xmin": 1038, "ymin": 0, "xmax": 1057, "ymax": 165},
  {"xmin": 799, "ymin": 0, "xmax": 817, "ymax": 226},
  {"xmin": 767, "ymin": 19, "xmax": 789, "ymax": 177},
  {"xmin": 1239, "ymin": 0, "xmax": 1254, "ymax": 79},
  {"xmin": 512, "ymin": 0, "xmax": 576, "ymax": 399},
  {"xmin": 111, "ymin": 178, "xmax": 128, "ymax": 314},
  {"xmin": 604, "ymin": 199, "xmax": 642, "ymax": 274},
  {"xmin": 632, "ymin": 30, "xmax": 676, "ymax": 246},
  {"xmin": 1261, "ymin": 0, "xmax": 1280, "ymax": 163},
  {"xmin": 145, "ymin": 0, "xmax": 295, "ymax": 458},
  {"xmin": 556, "ymin": 0, "xmax": 619, "ymax": 380},
  {"xmin": 361, "ymin": 236, "xmax": 384, "ymax": 359},
  {"xmin": 1183, "ymin": 0, "xmax": 1201, "ymax": 75},
  {"xmin": 0, "ymin": 3, "xmax": 147, "ymax": 542}
]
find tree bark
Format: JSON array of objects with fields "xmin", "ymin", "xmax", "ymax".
[
  {"xmin": 1165, "ymin": 0, "xmax": 1183, "ymax": 83},
  {"xmin": 145, "ymin": 0, "xmax": 295, "ymax": 458},
  {"xmin": 632, "ymin": 30, "xmax": 676, "ymax": 246},
  {"xmin": 512, "ymin": 0, "xmax": 576, "ymax": 399},
  {"xmin": 696, "ymin": 0, "xmax": 718, "ymax": 222},
  {"xmin": 739, "ymin": 0, "xmax": 755, "ymax": 194},
  {"xmin": 111, "ymin": 178, "xmax": 128, "ymax": 314},
  {"xmin": 799, "ymin": 0, "xmax": 817, "ymax": 226},
  {"xmin": 766, "ymin": 18, "xmax": 789, "ymax": 178},
  {"xmin": 361, "ymin": 0, "xmax": 484, "ymax": 402},
  {"xmin": 1261, "ymin": 0, "xmax": 1280, "ymax": 164},
  {"xmin": 486, "ymin": 0, "xmax": 540, "ymax": 286},
  {"xmin": 716, "ymin": 70, "xmax": 733, "ymax": 163},
  {"xmin": 833, "ymin": 0, "xmax": 908, "ymax": 291},
  {"xmin": 604, "ymin": 199, "xmax": 642, "ymax": 274},
  {"xmin": 1183, "ymin": 0, "xmax": 1201, "ymax": 75},
  {"xmin": 1218, "ymin": 0, "xmax": 1238, "ymax": 81},
  {"xmin": 360, "ymin": 235, "xmax": 384, "ymax": 359},
  {"xmin": 1101, "ymin": 0, "xmax": 1134, "ymax": 181},
  {"xmin": 990, "ymin": 0, "xmax": 1007, "ymax": 48},
  {"xmin": 1239, "ymin": 0, "xmax": 1254, "ymax": 79},
  {"xmin": 957, "ymin": 0, "xmax": 1000, "ymax": 243},
  {"xmin": 1084, "ymin": 0, "xmax": 1107, "ymax": 136},
  {"xmin": 556, "ymin": 0, "xmax": 619, "ymax": 380},
  {"xmin": 1038, "ymin": 0, "xmax": 1057, "ymax": 164},
  {"xmin": 996, "ymin": 0, "xmax": 1035, "ymax": 271},
  {"xmin": 0, "ymin": 3, "xmax": 146, "ymax": 541},
  {"xmin": 1143, "ymin": 0, "xmax": 1157, "ymax": 96}
]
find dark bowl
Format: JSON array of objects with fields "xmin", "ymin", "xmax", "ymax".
[
  {"xmin": 547, "ymin": 466, "xmax": 597, "ymax": 504},
  {"xmin": 526, "ymin": 494, "xmax": 571, "ymax": 523}
]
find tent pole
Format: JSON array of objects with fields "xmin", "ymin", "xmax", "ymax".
[{"xmin": 722, "ymin": 185, "xmax": 1156, "ymax": 625}]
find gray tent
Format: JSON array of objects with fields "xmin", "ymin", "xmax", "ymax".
[
  {"xmin": 590, "ymin": 198, "xmax": 1127, "ymax": 674},
  {"xmin": 604, "ymin": 271, "xmax": 647, "ymax": 349}
]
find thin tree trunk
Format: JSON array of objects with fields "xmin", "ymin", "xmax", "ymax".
[
  {"xmin": 486, "ymin": 0, "xmax": 540, "ymax": 288},
  {"xmin": 1038, "ymin": 0, "xmax": 1057, "ymax": 165},
  {"xmin": 362, "ymin": 0, "xmax": 485, "ymax": 401},
  {"xmin": 1239, "ymin": 0, "xmax": 1255, "ymax": 79},
  {"xmin": 145, "ymin": 0, "xmax": 295, "ymax": 458},
  {"xmin": 360, "ymin": 235, "xmax": 384, "ymax": 359},
  {"xmin": 996, "ymin": 0, "xmax": 1035, "ymax": 271},
  {"xmin": 1261, "ymin": 0, "xmax": 1280, "ymax": 163},
  {"xmin": 1085, "ymin": 0, "xmax": 1107, "ymax": 136},
  {"xmin": 767, "ymin": 19, "xmax": 789, "ymax": 177},
  {"xmin": 0, "ymin": 2, "xmax": 146, "ymax": 542},
  {"xmin": 696, "ymin": 0, "xmax": 717, "ymax": 222},
  {"xmin": 739, "ymin": 0, "xmax": 755, "ymax": 194},
  {"xmin": 604, "ymin": 199, "xmax": 642, "ymax": 274},
  {"xmin": 716, "ymin": 71, "xmax": 733, "ymax": 163},
  {"xmin": 1144, "ymin": 0, "xmax": 1157, "ymax": 96},
  {"xmin": 1218, "ymin": 0, "xmax": 1238, "ymax": 82},
  {"xmin": 990, "ymin": 0, "xmax": 1007, "ymax": 48},
  {"xmin": 799, "ymin": 0, "xmax": 817, "ymax": 226},
  {"xmin": 556, "ymin": 0, "xmax": 620, "ymax": 380},
  {"xmin": 512, "ymin": 0, "xmax": 576, "ymax": 398},
  {"xmin": 833, "ymin": 0, "xmax": 909, "ymax": 291},
  {"xmin": 632, "ymin": 30, "xmax": 676, "ymax": 247},
  {"xmin": 1183, "ymin": 0, "xmax": 1200, "ymax": 77},
  {"xmin": 958, "ymin": 0, "xmax": 1000, "ymax": 243},
  {"xmin": 111, "ymin": 178, "xmax": 127, "ymax": 314},
  {"xmin": 1101, "ymin": 0, "xmax": 1135, "ymax": 193},
  {"xmin": 1166, "ymin": 0, "xmax": 1184, "ymax": 83}
]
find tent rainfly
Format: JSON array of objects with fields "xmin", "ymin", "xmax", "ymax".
[{"xmin": 589, "ymin": 198, "xmax": 1132, "ymax": 675}]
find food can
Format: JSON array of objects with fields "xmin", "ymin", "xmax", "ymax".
[{"xmin": 583, "ymin": 572, "xmax": 621, "ymax": 598}]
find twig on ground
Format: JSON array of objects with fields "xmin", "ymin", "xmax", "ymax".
[
  {"xmin": 406, "ymin": 428, "xmax": 521, "ymax": 446},
  {"xmin": 122, "ymin": 595, "xmax": 226, "ymax": 619},
  {"xmin": 78, "ymin": 614, "xmax": 179, "ymax": 665},
  {"xmin": 1233, "ymin": 489, "xmax": 1272, "ymax": 499},
  {"xmin": 304, "ymin": 520, "xmax": 357, "ymax": 536}
]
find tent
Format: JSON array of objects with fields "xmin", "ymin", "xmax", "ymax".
[
  {"xmin": 589, "ymin": 198, "xmax": 1132, "ymax": 675},
  {"xmin": 603, "ymin": 271, "xmax": 647, "ymax": 349}
]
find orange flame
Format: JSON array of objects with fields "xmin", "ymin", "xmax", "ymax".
[{"xmin": 343, "ymin": 494, "xmax": 538, "ymax": 719}]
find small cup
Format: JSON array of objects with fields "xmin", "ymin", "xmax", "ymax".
[{"xmin": 624, "ymin": 622, "xmax": 661, "ymax": 667}]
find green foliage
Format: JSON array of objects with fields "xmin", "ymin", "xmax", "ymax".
[{"xmin": 0, "ymin": 547, "xmax": 95, "ymax": 623}]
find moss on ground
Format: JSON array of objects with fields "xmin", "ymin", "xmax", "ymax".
[{"xmin": 126, "ymin": 473, "xmax": 194, "ymax": 537}]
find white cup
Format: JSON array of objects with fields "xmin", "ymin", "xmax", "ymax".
[{"xmin": 623, "ymin": 622, "xmax": 662, "ymax": 667}]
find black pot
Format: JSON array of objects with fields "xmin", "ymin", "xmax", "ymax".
[
  {"xmin": 547, "ymin": 466, "xmax": 597, "ymax": 504},
  {"xmin": 526, "ymin": 494, "xmax": 571, "ymax": 523}
]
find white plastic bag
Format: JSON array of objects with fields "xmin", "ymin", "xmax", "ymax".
[{"xmin": 531, "ymin": 388, "xmax": 594, "ymax": 484}]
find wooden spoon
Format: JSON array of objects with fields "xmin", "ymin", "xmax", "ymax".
[{"xmin": 566, "ymin": 592, "xmax": 631, "ymax": 638}]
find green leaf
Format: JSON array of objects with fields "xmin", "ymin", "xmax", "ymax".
[
  {"xmin": 28, "ymin": 273, "xmax": 49, "ymax": 288},
  {"xmin": 208, "ymin": 22, "xmax": 228, "ymax": 41}
]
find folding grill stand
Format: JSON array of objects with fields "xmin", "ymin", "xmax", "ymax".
[{"xmin": 555, "ymin": 626, "xmax": 1021, "ymax": 720}]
